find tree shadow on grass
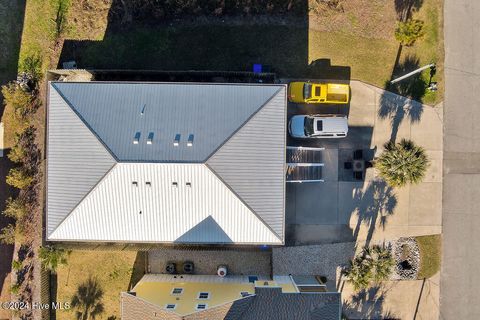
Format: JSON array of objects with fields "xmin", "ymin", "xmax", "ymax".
[
  {"xmin": 343, "ymin": 285, "xmax": 401, "ymax": 319},
  {"xmin": 57, "ymin": 0, "xmax": 315, "ymax": 79},
  {"xmin": 71, "ymin": 277, "xmax": 105, "ymax": 320},
  {"xmin": 394, "ymin": 0, "xmax": 424, "ymax": 21},
  {"xmin": 379, "ymin": 55, "xmax": 426, "ymax": 143},
  {"xmin": 352, "ymin": 180, "xmax": 397, "ymax": 247}
]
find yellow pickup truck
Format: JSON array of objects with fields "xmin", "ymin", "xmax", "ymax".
[{"xmin": 288, "ymin": 82, "xmax": 350, "ymax": 104}]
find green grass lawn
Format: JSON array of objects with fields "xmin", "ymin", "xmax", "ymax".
[
  {"xmin": 16, "ymin": 0, "xmax": 443, "ymax": 105},
  {"xmin": 416, "ymin": 234, "xmax": 442, "ymax": 279},
  {"xmin": 55, "ymin": 250, "xmax": 146, "ymax": 320}
]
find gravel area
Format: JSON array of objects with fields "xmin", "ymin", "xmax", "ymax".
[
  {"xmin": 148, "ymin": 247, "xmax": 271, "ymax": 276},
  {"xmin": 272, "ymin": 242, "xmax": 356, "ymax": 283},
  {"xmin": 391, "ymin": 237, "xmax": 420, "ymax": 280}
]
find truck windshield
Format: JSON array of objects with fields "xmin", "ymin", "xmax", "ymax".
[
  {"xmin": 303, "ymin": 83, "xmax": 313, "ymax": 99},
  {"xmin": 304, "ymin": 116, "xmax": 314, "ymax": 136}
]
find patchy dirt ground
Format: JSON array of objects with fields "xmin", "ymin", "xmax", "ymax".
[{"xmin": 308, "ymin": 0, "xmax": 397, "ymax": 40}]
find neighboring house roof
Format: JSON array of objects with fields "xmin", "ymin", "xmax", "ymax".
[
  {"xmin": 121, "ymin": 287, "xmax": 340, "ymax": 320},
  {"xmin": 230, "ymin": 287, "xmax": 341, "ymax": 320},
  {"xmin": 46, "ymin": 82, "xmax": 286, "ymax": 244}
]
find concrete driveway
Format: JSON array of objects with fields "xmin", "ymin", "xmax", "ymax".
[{"xmin": 286, "ymin": 80, "xmax": 443, "ymax": 245}]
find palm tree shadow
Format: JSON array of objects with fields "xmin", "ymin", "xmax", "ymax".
[
  {"xmin": 352, "ymin": 181, "xmax": 397, "ymax": 246},
  {"xmin": 343, "ymin": 285, "xmax": 401, "ymax": 319},
  {"xmin": 379, "ymin": 55, "xmax": 425, "ymax": 143},
  {"xmin": 394, "ymin": 0, "xmax": 424, "ymax": 21},
  {"xmin": 71, "ymin": 277, "xmax": 105, "ymax": 320}
]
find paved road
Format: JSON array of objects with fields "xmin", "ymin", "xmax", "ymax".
[{"xmin": 441, "ymin": 1, "xmax": 480, "ymax": 319}]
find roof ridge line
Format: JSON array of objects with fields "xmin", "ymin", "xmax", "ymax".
[
  {"xmin": 50, "ymin": 83, "xmax": 119, "ymax": 162},
  {"xmin": 48, "ymin": 163, "xmax": 118, "ymax": 239},
  {"xmin": 204, "ymin": 86, "xmax": 285, "ymax": 162},
  {"xmin": 204, "ymin": 163, "xmax": 284, "ymax": 243}
]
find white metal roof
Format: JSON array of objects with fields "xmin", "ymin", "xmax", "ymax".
[
  {"xmin": 48, "ymin": 163, "xmax": 282, "ymax": 244},
  {"xmin": 47, "ymin": 82, "xmax": 286, "ymax": 244}
]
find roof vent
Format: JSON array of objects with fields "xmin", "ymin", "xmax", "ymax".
[
  {"xmin": 147, "ymin": 132, "xmax": 154, "ymax": 145},
  {"xmin": 174, "ymin": 134, "xmax": 181, "ymax": 146},
  {"xmin": 186, "ymin": 182, "xmax": 192, "ymax": 187},
  {"xmin": 172, "ymin": 182, "xmax": 178, "ymax": 188},
  {"xmin": 133, "ymin": 132, "xmax": 141, "ymax": 144},
  {"xmin": 140, "ymin": 104, "xmax": 146, "ymax": 115},
  {"xmin": 146, "ymin": 181, "xmax": 151, "ymax": 187},
  {"xmin": 187, "ymin": 134, "xmax": 194, "ymax": 147},
  {"xmin": 132, "ymin": 181, "xmax": 138, "ymax": 187}
]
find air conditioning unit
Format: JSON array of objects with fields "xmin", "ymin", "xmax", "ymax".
[
  {"xmin": 166, "ymin": 262, "xmax": 176, "ymax": 274},
  {"xmin": 217, "ymin": 265, "xmax": 227, "ymax": 277}
]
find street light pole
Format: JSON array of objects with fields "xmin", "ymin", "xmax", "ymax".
[{"xmin": 390, "ymin": 63, "xmax": 436, "ymax": 84}]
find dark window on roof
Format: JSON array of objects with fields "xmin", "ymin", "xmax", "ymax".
[
  {"xmin": 316, "ymin": 120, "xmax": 323, "ymax": 132},
  {"xmin": 147, "ymin": 132, "xmax": 154, "ymax": 144},
  {"xmin": 196, "ymin": 304, "xmax": 207, "ymax": 310},
  {"xmin": 133, "ymin": 132, "xmax": 141, "ymax": 144},
  {"xmin": 198, "ymin": 292, "xmax": 210, "ymax": 299},
  {"xmin": 187, "ymin": 134, "xmax": 194, "ymax": 147},
  {"xmin": 171, "ymin": 288, "xmax": 183, "ymax": 295}
]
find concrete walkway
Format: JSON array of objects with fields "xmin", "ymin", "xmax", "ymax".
[{"xmin": 441, "ymin": 0, "xmax": 480, "ymax": 319}]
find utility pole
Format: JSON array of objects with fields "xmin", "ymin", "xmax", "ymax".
[{"xmin": 390, "ymin": 63, "xmax": 436, "ymax": 84}]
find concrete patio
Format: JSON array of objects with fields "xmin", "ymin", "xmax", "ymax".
[{"xmin": 286, "ymin": 80, "xmax": 443, "ymax": 245}]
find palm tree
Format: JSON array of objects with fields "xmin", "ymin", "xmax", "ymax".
[
  {"xmin": 71, "ymin": 277, "xmax": 104, "ymax": 320},
  {"xmin": 344, "ymin": 256, "xmax": 373, "ymax": 291},
  {"xmin": 370, "ymin": 245, "xmax": 395, "ymax": 283},
  {"xmin": 38, "ymin": 246, "xmax": 70, "ymax": 273},
  {"xmin": 375, "ymin": 139, "xmax": 429, "ymax": 187},
  {"xmin": 345, "ymin": 245, "xmax": 395, "ymax": 291}
]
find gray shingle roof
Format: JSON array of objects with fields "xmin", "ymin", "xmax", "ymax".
[{"xmin": 228, "ymin": 288, "xmax": 341, "ymax": 320}]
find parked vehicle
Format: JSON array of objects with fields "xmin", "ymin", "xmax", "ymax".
[
  {"xmin": 288, "ymin": 82, "xmax": 350, "ymax": 104},
  {"xmin": 289, "ymin": 114, "xmax": 348, "ymax": 138}
]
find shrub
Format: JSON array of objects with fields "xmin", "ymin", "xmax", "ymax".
[
  {"xmin": 12, "ymin": 260, "xmax": 23, "ymax": 271},
  {"xmin": 39, "ymin": 246, "xmax": 71, "ymax": 273},
  {"xmin": 395, "ymin": 19, "xmax": 425, "ymax": 46},
  {"xmin": 2, "ymin": 197, "xmax": 28, "ymax": 220},
  {"xmin": 8, "ymin": 126, "xmax": 39, "ymax": 166},
  {"xmin": 6, "ymin": 167, "xmax": 35, "ymax": 189},
  {"xmin": 19, "ymin": 54, "xmax": 43, "ymax": 84},
  {"xmin": 10, "ymin": 283, "xmax": 20, "ymax": 295},
  {"xmin": 375, "ymin": 139, "xmax": 429, "ymax": 187},
  {"xmin": 0, "ymin": 224, "xmax": 16, "ymax": 245},
  {"xmin": 1, "ymin": 83, "xmax": 37, "ymax": 135}
]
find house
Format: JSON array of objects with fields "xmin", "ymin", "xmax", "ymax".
[
  {"xmin": 121, "ymin": 274, "xmax": 341, "ymax": 320},
  {"xmin": 46, "ymin": 82, "xmax": 286, "ymax": 244}
]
